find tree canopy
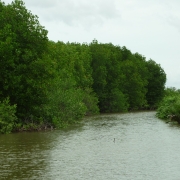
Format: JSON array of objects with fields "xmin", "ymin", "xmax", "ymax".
[
  {"xmin": 0, "ymin": 0, "xmax": 167, "ymax": 133},
  {"xmin": 0, "ymin": 0, "xmax": 49, "ymax": 120},
  {"xmin": 89, "ymin": 40, "xmax": 166, "ymax": 112}
]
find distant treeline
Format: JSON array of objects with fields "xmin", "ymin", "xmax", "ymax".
[{"xmin": 0, "ymin": 0, "xmax": 166, "ymax": 133}]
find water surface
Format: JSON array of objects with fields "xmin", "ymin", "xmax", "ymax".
[{"xmin": 1, "ymin": 111, "xmax": 180, "ymax": 180}]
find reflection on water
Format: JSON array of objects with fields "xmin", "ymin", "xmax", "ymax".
[{"xmin": 1, "ymin": 111, "xmax": 180, "ymax": 180}]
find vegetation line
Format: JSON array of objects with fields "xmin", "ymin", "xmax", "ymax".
[{"xmin": 0, "ymin": 0, "xmax": 167, "ymax": 134}]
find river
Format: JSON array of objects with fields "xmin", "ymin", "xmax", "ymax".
[{"xmin": 1, "ymin": 111, "xmax": 180, "ymax": 180}]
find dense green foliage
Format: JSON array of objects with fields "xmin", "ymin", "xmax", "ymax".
[
  {"xmin": 156, "ymin": 88, "xmax": 180, "ymax": 123},
  {"xmin": 43, "ymin": 41, "xmax": 99, "ymax": 128},
  {"xmin": 145, "ymin": 60, "xmax": 166, "ymax": 108},
  {"xmin": 0, "ymin": 98, "xmax": 17, "ymax": 133},
  {"xmin": 89, "ymin": 40, "xmax": 166, "ymax": 112},
  {"xmin": 0, "ymin": 0, "xmax": 49, "ymax": 120},
  {"xmin": 0, "ymin": 0, "xmax": 167, "ymax": 133}
]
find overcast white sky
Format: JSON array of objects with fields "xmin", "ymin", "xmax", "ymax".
[{"xmin": 4, "ymin": 0, "xmax": 180, "ymax": 88}]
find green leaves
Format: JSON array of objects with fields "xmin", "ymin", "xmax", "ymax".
[
  {"xmin": 156, "ymin": 88, "xmax": 180, "ymax": 122},
  {"xmin": 145, "ymin": 60, "xmax": 166, "ymax": 108},
  {"xmin": 43, "ymin": 41, "xmax": 99, "ymax": 127},
  {"xmin": 0, "ymin": 98, "xmax": 17, "ymax": 134},
  {"xmin": 0, "ymin": 0, "xmax": 167, "ymax": 132},
  {"xmin": 42, "ymin": 77, "xmax": 87, "ymax": 128},
  {"xmin": 0, "ymin": 0, "xmax": 49, "ymax": 120},
  {"xmin": 89, "ymin": 41, "xmax": 160, "ymax": 112}
]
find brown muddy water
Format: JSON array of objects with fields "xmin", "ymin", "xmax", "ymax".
[{"xmin": 1, "ymin": 111, "xmax": 180, "ymax": 180}]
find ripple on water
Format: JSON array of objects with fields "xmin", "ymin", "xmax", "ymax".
[{"xmin": 1, "ymin": 111, "xmax": 180, "ymax": 180}]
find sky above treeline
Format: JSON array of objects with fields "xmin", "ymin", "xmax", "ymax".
[{"xmin": 3, "ymin": 0, "xmax": 180, "ymax": 89}]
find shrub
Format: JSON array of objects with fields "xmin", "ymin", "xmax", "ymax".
[
  {"xmin": 156, "ymin": 94, "xmax": 180, "ymax": 121},
  {"xmin": 0, "ymin": 98, "xmax": 17, "ymax": 134},
  {"xmin": 82, "ymin": 88, "xmax": 99, "ymax": 115},
  {"xmin": 42, "ymin": 78, "xmax": 87, "ymax": 128}
]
